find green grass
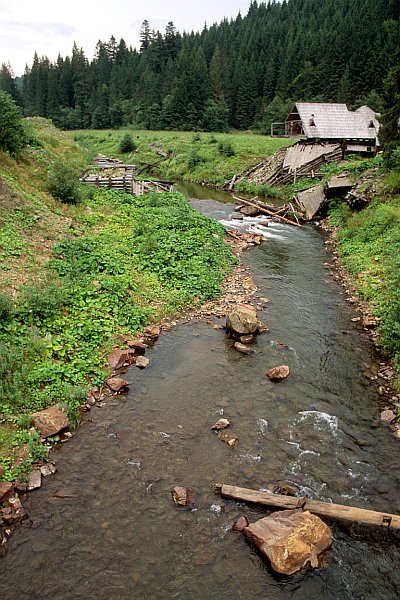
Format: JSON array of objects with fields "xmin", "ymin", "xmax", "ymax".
[
  {"xmin": 330, "ymin": 193, "xmax": 400, "ymax": 372},
  {"xmin": 72, "ymin": 129, "xmax": 293, "ymax": 186},
  {"xmin": 0, "ymin": 119, "xmax": 238, "ymax": 480}
]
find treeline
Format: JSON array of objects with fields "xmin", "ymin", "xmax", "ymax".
[{"xmin": 1, "ymin": 0, "xmax": 399, "ymax": 131}]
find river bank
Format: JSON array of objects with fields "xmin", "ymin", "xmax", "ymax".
[{"xmin": 1, "ymin": 201, "xmax": 399, "ymax": 599}]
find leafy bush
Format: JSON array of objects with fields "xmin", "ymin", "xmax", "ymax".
[
  {"xmin": 21, "ymin": 281, "xmax": 68, "ymax": 319},
  {"xmin": 218, "ymin": 142, "xmax": 235, "ymax": 157},
  {"xmin": 47, "ymin": 162, "xmax": 81, "ymax": 204},
  {"xmin": 119, "ymin": 133, "xmax": 136, "ymax": 153},
  {"xmin": 0, "ymin": 290, "xmax": 14, "ymax": 322},
  {"xmin": 0, "ymin": 90, "xmax": 27, "ymax": 156}
]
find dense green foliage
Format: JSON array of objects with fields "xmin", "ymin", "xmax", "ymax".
[
  {"xmin": 47, "ymin": 162, "xmax": 82, "ymax": 204},
  {"xmin": 0, "ymin": 90, "xmax": 27, "ymax": 156},
  {"xmin": 2, "ymin": 0, "xmax": 398, "ymax": 131},
  {"xmin": 330, "ymin": 195, "xmax": 400, "ymax": 369}
]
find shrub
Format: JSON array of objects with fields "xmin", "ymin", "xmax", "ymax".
[
  {"xmin": 218, "ymin": 142, "xmax": 235, "ymax": 157},
  {"xmin": 47, "ymin": 162, "xmax": 81, "ymax": 204},
  {"xmin": 119, "ymin": 133, "xmax": 136, "ymax": 153},
  {"xmin": 0, "ymin": 90, "xmax": 27, "ymax": 156},
  {"xmin": 0, "ymin": 290, "xmax": 14, "ymax": 322},
  {"xmin": 21, "ymin": 281, "xmax": 68, "ymax": 319}
]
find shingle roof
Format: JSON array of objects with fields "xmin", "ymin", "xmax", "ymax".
[{"xmin": 290, "ymin": 103, "xmax": 380, "ymax": 141}]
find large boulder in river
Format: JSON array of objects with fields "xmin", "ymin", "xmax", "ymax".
[
  {"xmin": 226, "ymin": 304, "xmax": 258, "ymax": 335},
  {"xmin": 244, "ymin": 509, "xmax": 331, "ymax": 575}
]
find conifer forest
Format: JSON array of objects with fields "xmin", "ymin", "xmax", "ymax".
[{"xmin": 1, "ymin": 0, "xmax": 399, "ymax": 132}]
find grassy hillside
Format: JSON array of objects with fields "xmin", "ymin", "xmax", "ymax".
[
  {"xmin": 73, "ymin": 129, "xmax": 293, "ymax": 186},
  {"xmin": 328, "ymin": 166, "xmax": 400, "ymax": 386}
]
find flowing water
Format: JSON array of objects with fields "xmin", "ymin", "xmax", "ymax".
[{"xmin": 1, "ymin": 187, "xmax": 400, "ymax": 599}]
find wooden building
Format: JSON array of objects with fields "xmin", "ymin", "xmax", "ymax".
[{"xmin": 273, "ymin": 103, "xmax": 380, "ymax": 154}]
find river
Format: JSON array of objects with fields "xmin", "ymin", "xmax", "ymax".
[{"xmin": 1, "ymin": 185, "xmax": 399, "ymax": 599}]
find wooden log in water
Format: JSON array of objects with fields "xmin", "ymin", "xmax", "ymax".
[
  {"xmin": 233, "ymin": 196, "xmax": 302, "ymax": 228},
  {"xmin": 219, "ymin": 484, "xmax": 400, "ymax": 529}
]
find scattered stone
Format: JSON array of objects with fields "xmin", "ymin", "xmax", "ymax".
[
  {"xmin": 32, "ymin": 405, "xmax": 69, "ymax": 438},
  {"xmin": 40, "ymin": 464, "xmax": 57, "ymax": 477},
  {"xmin": 171, "ymin": 486, "xmax": 195, "ymax": 508},
  {"xmin": 380, "ymin": 409, "xmax": 395, "ymax": 423},
  {"xmin": 269, "ymin": 481, "xmax": 301, "ymax": 496},
  {"xmin": 27, "ymin": 470, "xmax": 42, "ymax": 491},
  {"xmin": 0, "ymin": 483, "xmax": 13, "ymax": 503},
  {"xmin": 363, "ymin": 317, "xmax": 379, "ymax": 329},
  {"xmin": 239, "ymin": 335, "xmax": 255, "ymax": 344},
  {"xmin": 231, "ymin": 213, "xmax": 244, "ymax": 220},
  {"xmin": 126, "ymin": 338, "xmax": 147, "ymax": 351},
  {"xmin": 258, "ymin": 220, "xmax": 270, "ymax": 227},
  {"xmin": 144, "ymin": 325, "xmax": 161, "ymax": 340},
  {"xmin": 257, "ymin": 321, "xmax": 269, "ymax": 333},
  {"xmin": 107, "ymin": 377, "xmax": 129, "ymax": 393},
  {"xmin": 244, "ymin": 509, "xmax": 332, "ymax": 576},
  {"xmin": 107, "ymin": 349, "xmax": 130, "ymax": 369},
  {"xmin": 136, "ymin": 356, "xmax": 150, "ymax": 369},
  {"xmin": 218, "ymin": 431, "xmax": 238, "ymax": 447},
  {"xmin": 233, "ymin": 516, "xmax": 249, "ymax": 531},
  {"xmin": 234, "ymin": 342, "xmax": 254, "ymax": 355},
  {"xmin": 226, "ymin": 304, "xmax": 258, "ymax": 335},
  {"xmin": 266, "ymin": 365, "xmax": 290, "ymax": 381},
  {"xmin": 1, "ymin": 496, "xmax": 27, "ymax": 525},
  {"xmin": 393, "ymin": 430, "xmax": 400, "ymax": 440},
  {"xmin": 211, "ymin": 418, "xmax": 231, "ymax": 431}
]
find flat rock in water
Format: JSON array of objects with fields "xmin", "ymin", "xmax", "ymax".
[
  {"xmin": 126, "ymin": 338, "xmax": 147, "ymax": 351},
  {"xmin": 226, "ymin": 304, "xmax": 258, "ymax": 335},
  {"xmin": 32, "ymin": 405, "xmax": 69, "ymax": 438},
  {"xmin": 231, "ymin": 213, "xmax": 244, "ymax": 220},
  {"xmin": 136, "ymin": 356, "xmax": 150, "ymax": 369},
  {"xmin": 266, "ymin": 365, "xmax": 290, "ymax": 381},
  {"xmin": 211, "ymin": 418, "xmax": 231, "ymax": 431},
  {"xmin": 218, "ymin": 431, "xmax": 238, "ymax": 447},
  {"xmin": 234, "ymin": 342, "xmax": 254, "ymax": 355},
  {"xmin": 244, "ymin": 509, "xmax": 332, "ymax": 575},
  {"xmin": 239, "ymin": 335, "xmax": 255, "ymax": 344},
  {"xmin": 107, "ymin": 377, "xmax": 129, "ymax": 392},
  {"xmin": 108, "ymin": 349, "xmax": 130, "ymax": 369},
  {"xmin": 171, "ymin": 486, "xmax": 195, "ymax": 508}
]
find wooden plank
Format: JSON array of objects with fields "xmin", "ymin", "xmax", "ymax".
[{"xmin": 219, "ymin": 484, "xmax": 400, "ymax": 529}]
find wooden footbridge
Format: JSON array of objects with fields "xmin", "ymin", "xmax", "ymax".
[{"xmin": 80, "ymin": 155, "xmax": 174, "ymax": 195}]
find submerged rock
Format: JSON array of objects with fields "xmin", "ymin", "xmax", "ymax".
[
  {"xmin": 244, "ymin": 509, "xmax": 331, "ymax": 575},
  {"xmin": 232, "ymin": 516, "xmax": 249, "ymax": 531},
  {"xmin": 171, "ymin": 486, "xmax": 195, "ymax": 508},
  {"xmin": 234, "ymin": 342, "xmax": 254, "ymax": 355},
  {"xmin": 211, "ymin": 418, "xmax": 231, "ymax": 431},
  {"xmin": 32, "ymin": 405, "xmax": 69, "ymax": 438},
  {"xmin": 226, "ymin": 304, "xmax": 258, "ymax": 335},
  {"xmin": 136, "ymin": 356, "xmax": 150, "ymax": 369},
  {"xmin": 266, "ymin": 365, "xmax": 290, "ymax": 381},
  {"xmin": 217, "ymin": 431, "xmax": 238, "ymax": 447}
]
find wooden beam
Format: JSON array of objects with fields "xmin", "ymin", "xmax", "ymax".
[{"xmin": 218, "ymin": 484, "xmax": 400, "ymax": 529}]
